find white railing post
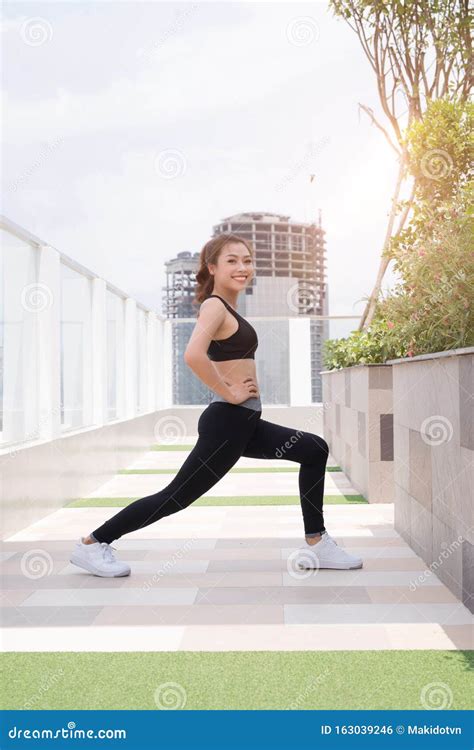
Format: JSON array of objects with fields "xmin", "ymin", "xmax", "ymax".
[
  {"xmin": 158, "ymin": 318, "xmax": 173, "ymax": 409},
  {"xmin": 91, "ymin": 277, "xmax": 107, "ymax": 427},
  {"xmin": 124, "ymin": 298, "xmax": 137, "ymax": 419},
  {"xmin": 288, "ymin": 317, "xmax": 312, "ymax": 406},
  {"xmin": 37, "ymin": 244, "xmax": 61, "ymax": 441},
  {"xmin": 146, "ymin": 310, "xmax": 158, "ymax": 411}
]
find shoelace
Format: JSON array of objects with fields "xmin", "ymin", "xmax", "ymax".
[{"xmin": 100, "ymin": 543, "xmax": 117, "ymax": 563}]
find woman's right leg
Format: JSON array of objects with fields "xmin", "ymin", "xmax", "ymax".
[{"xmin": 89, "ymin": 403, "xmax": 261, "ymax": 545}]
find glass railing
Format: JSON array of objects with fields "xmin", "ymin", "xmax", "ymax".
[{"xmin": 0, "ymin": 217, "xmax": 360, "ymax": 449}]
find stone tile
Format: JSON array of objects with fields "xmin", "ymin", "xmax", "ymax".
[
  {"xmin": 458, "ymin": 355, "xmax": 473, "ymax": 450},
  {"xmin": 120, "ymin": 572, "xmax": 283, "ymax": 588},
  {"xmin": 345, "ymin": 370, "xmax": 351, "ymax": 408},
  {"xmin": 367, "ymin": 461, "xmax": 394, "ymax": 503},
  {"xmin": 358, "ymin": 411, "xmax": 366, "ymax": 459},
  {"xmin": 0, "ymin": 589, "xmax": 36, "ymax": 606},
  {"xmin": 93, "ymin": 604, "xmax": 285, "ymax": 626},
  {"xmin": 207, "ymin": 559, "xmax": 285, "ymax": 572},
  {"xmin": 21, "ymin": 587, "xmax": 198, "ymax": 607},
  {"xmin": 193, "ymin": 586, "xmax": 371, "ymax": 606},
  {"xmin": 409, "ymin": 496, "xmax": 433, "ymax": 563},
  {"xmin": 115, "ymin": 538, "xmax": 217, "ymax": 551},
  {"xmin": 0, "ymin": 574, "xmax": 129, "ymax": 589},
  {"xmin": 281, "ymin": 546, "xmax": 416, "ymax": 559},
  {"xmin": 368, "ymin": 585, "xmax": 460, "ymax": 604},
  {"xmin": 441, "ymin": 625, "xmax": 474, "ymax": 649},
  {"xmin": 335, "ymin": 403, "xmax": 341, "ymax": 436},
  {"xmin": 1, "ymin": 625, "xmax": 185, "ymax": 652},
  {"xmin": 344, "ymin": 442, "xmax": 352, "ymax": 477},
  {"xmin": 393, "ymin": 423, "xmax": 410, "ymax": 493},
  {"xmin": 432, "ymin": 442, "xmax": 473, "ymax": 545},
  {"xmin": 462, "ymin": 538, "xmax": 473, "ymax": 613},
  {"xmin": 383, "ymin": 623, "xmax": 466, "ymax": 650},
  {"xmin": 1, "ymin": 606, "xmax": 103, "ymax": 627},
  {"xmin": 281, "ymin": 571, "xmax": 442, "ymax": 587},
  {"xmin": 431, "ymin": 514, "xmax": 463, "ymax": 600},
  {"xmin": 60, "ymin": 560, "xmax": 209, "ymax": 576},
  {"xmin": 393, "ymin": 358, "xmax": 460, "ymax": 434},
  {"xmin": 284, "ymin": 603, "xmax": 473, "ymax": 625},
  {"xmin": 394, "ymin": 486, "xmax": 412, "ymax": 545},
  {"xmin": 362, "ymin": 558, "xmax": 426, "ymax": 571},
  {"xmin": 369, "ymin": 366, "xmax": 393, "ymax": 390},
  {"xmin": 408, "ymin": 429, "xmax": 432, "ymax": 511},
  {"xmin": 178, "ymin": 624, "xmax": 392, "ymax": 651},
  {"xmin": 380, "ymin": 414, "xmax": 394, "ymax": 461},
  {"xmin": 350, "ymin": 367, "xmax": 369, "ymax": 413},
  {"xmin": 144, "ymin": 547, "xmax": 282, "ymax": 561}
]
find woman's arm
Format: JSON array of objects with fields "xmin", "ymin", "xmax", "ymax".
[{"xmin": 184, "ymin": 298, "xmax": 234, "ymax": 399}]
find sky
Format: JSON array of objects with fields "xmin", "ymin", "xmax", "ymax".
[{"xmin": 2, "ymin": 0, "xmax": 402, "ymax": 334}]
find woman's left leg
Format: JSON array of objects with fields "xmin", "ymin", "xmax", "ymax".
[{"xmin": 241, "ymin": 417, "xmax": 329, "ymax": 535}]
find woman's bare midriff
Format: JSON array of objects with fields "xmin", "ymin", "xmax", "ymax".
[{"xmin": 210, "ymin": 359, "xmax": 260, "ymax": 398}]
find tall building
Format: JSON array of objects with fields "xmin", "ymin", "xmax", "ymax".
[
  {"xmin": 212, "ymin": 212, "xmax": 328, "ymax": 401},
  {"xmin": 162, "ymin": 251, "xmax": 210, "ymax": 405}
]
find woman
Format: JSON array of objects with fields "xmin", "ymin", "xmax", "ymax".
[{"xmin": 70, "ymin": 234, "xmax": 363, "ymax": 577}]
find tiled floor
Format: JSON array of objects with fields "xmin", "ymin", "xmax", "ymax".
[{"xmin": 1, "ymin": 447, "xmax": 472, "ymax": 652}]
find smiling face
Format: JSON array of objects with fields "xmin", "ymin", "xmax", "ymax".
[{"xmin": 208, "ymin": 241, "xmax": 254, "ymax": 292}]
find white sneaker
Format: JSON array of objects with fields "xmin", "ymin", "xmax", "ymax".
[
  {"xmin": 70, "ymin": 539, "xmax": 131, "ymax": 577},
  {"xmin": 296, "ymin": 532, "xmax": 363, "ymax": 570}
]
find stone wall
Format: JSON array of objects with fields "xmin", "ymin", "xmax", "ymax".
[
  {"xmin": 388, "ymin": 347, "xmax": 473, "ymax": 612},
  {"xmin": 322, "ymin": 364, "xmax": 394, "ymax": 502}
]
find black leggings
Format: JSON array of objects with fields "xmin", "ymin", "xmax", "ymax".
[{"xmin": 91, "ymin": 403, "xmax": 329, "ymax": 544}]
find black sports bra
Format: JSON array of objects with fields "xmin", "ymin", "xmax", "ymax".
[{"xmin": 202, "ymin": 294, "xmax": 258, "ymax": 362}]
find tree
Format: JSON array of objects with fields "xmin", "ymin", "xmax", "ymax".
[{"xmin": 329, "ymin": 0, "xmax": 473, "ymax": 329}]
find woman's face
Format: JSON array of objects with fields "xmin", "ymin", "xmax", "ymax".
[{"xmin": 209, "ymin": 241, "xmax": 254, "ymax": 291}]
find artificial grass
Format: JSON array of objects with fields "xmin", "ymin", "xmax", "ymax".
[
  {"xmin": 66, "ymin": 494, "xmax": 367, "ymax": 508},
  {"xmin": 119, "ymin": 466, "xmax": 342, "ymax": 474},
  {"xmin": 1, "ymin": 651, "xmax": 472, "ymax": 710}
]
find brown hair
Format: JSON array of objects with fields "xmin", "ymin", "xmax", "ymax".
[{"xmin": 193, "ymin": 233, "xmax": 254, "ymax": 305}]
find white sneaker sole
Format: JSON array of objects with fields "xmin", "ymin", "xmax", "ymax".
[
  {"xmin": 70, "ymin": 553, "xmax": 131, "ymax": 578},
  {"xmin": 298, "ymin": 559, "xmax": 363, "ymax": 570}
]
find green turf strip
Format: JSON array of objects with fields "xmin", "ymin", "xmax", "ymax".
[
  {"xmin": 66, "ymin": 494, "xmax": 366, "ymax": 508},
  {"xmin": 1, "ymin": 651, "xmax": 471, "ymax": 710},
  {"xmin": 119, "ymin": 466, "xmax": 342, "ymax": 474}
]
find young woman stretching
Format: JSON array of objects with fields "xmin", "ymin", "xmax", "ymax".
[{"xmin": 71, "ymin": 234, "xmax": 363, "ymax": 577}]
